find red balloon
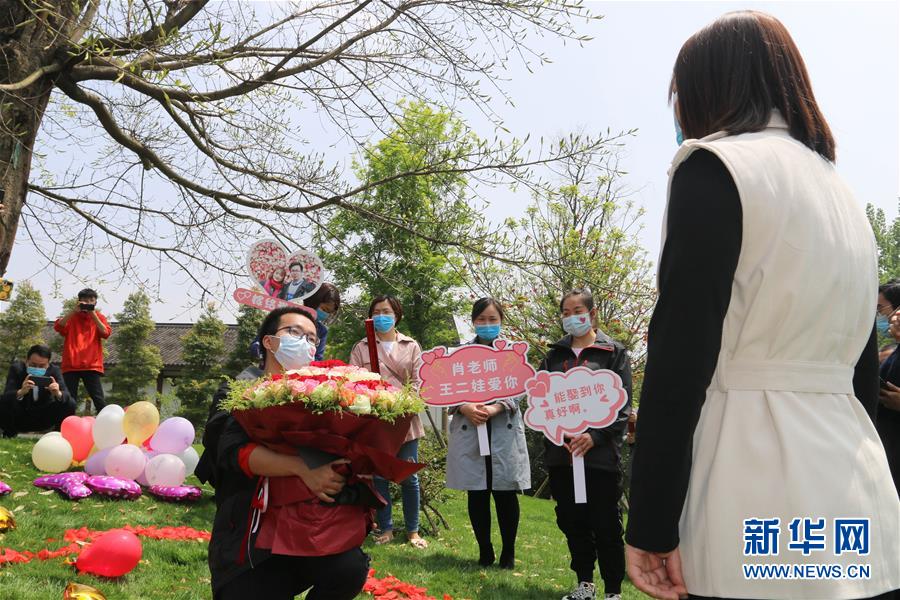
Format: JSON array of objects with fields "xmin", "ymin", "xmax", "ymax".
[
  {"xmin": 76, "ymin": 529, "xmax": 142, "ymax": 577},
  {"xmin": 61, "ymin": 416, "xmax": 94, "ymax": 462}
]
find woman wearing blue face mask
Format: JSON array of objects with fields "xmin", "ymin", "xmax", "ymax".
[
  {"xmin": 539, "ymin": 289, "xmax": 632, "ymax": 600},
  {"xmin": 446, "ymin": 297, "xmax": 531, "ymax": 570},
  {"xmin": 349, "ymin": 295, "xmax": 427, "ymax": 548},
  {"xmin": 302, "ymin": 282, "xmax": 341, "ymax": 361},
  {"xmin": 877, "ymin": 280, "xmax": 900, "ymax": 496},
  {"xmin": 0, "ymin": 344, "xmax": 75, "ymax": 437}
]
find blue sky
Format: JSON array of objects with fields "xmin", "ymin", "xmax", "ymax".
[{"xmin": 6, "ymin": 1, "xmax": 898, "ymax": 323}]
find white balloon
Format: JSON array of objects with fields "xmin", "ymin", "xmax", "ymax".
[
  {"xmin": 32, "ymin": 436, "xmax": 73, "ymax": 472},
  {"xmin": 177, "ymin": 446, "xmax": 200, "ymax": 477},
  {"xmin": 145, "ymin": 453, "xmax": 186, "ymax": 487},
  {"xmin": 93, "ymin": 407, "xmax": 126, "ymax": 449},
  {"xmin": 40, "ymin": 431, "xmax": 62, "ymax": 439}
]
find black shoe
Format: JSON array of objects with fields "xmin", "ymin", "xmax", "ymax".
[
  {"xmin": 477, "ymin": 545, "xmax": 495, "ymax": 567},
  {"xmin": 498, "ymin": 551, "xmax": 515, "ymax": 570}
]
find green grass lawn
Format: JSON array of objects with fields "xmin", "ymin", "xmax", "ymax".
[{"xmin": 0, "ymin": 437, "xmax": 646, "ymax": 599}]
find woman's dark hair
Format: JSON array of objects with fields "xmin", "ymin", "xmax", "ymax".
[
  {"xmin": 303, "ymin": 282, "xmax": 341, "ymax": 312},
  {"xmin": 368, "ymin": 295, "xmax": 404, "ymax": 325},
  {"xmin": 471, "ymin": 297, "xmax": 505, "ymax": 321},
  {"xmin": 26, "ymin": 344, "xmax": 52, "ymax": 361},
  {"xmin": 879, "ymin": 281, "xmax": 900, "ymax": 310},
  {"xmin": 559, "ymin": 288, "xmax": 595, "ymax": 313},
  {"xmin": 256, "ymin": 306, "xmax": 316, "ymax": 362},
  {"xmin": 671, "ymin": 11, "xmax": 835, "ymax": 161}
]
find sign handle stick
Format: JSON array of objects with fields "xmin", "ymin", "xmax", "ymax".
[
  {"xmin": 365, "ymin": 319, "xmax": 380, "ymax": 374},
  {"xmin": 477, "ymin": 423, "xmax": 490, "ymax": 456},
  {"xmin": 573, "ymin": 454, "xmax": 587, "ymax": 504}
]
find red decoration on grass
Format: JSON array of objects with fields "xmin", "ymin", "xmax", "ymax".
[
  {"xmin": 363, "ymin": 569, "xmax": 453, "ymax": 600},
  {"xmin": 0, "ymin": 525, "xmax": 209, "ymax": 567}
]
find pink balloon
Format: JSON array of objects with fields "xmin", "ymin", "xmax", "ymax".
[
  {"xmin": 33, "ymin": 471, "xmax": 92, "ymax": 500},
  {"xmin": 61, "ymin": 416, "xmax": 94, "ymax": 462},
  {"xmin": 145, "ymin": 454, "xmax": 186, "ymax": 487},
  {"xmin": 85, "ymin": 446, "xmax": 113, "ymax": 476},
  {"xmin": 85, "ymin": 476, "xmax": 142, "ymax": 500},
  {"xmin": 148, "ymin": 485, "xmax": 201, "ymax": 502},
  {"xmin": 0, "ymin": 480, "xmax": 10, "ymax": 496},
  {"xmin": 149, "ymin": 417, "xmax": 195, "ymax": 454},
  {"xmin": 105, "ymin": 445, "xmax": 146, "ymax": 480}
]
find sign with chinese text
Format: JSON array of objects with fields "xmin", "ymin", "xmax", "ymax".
[
  {"xmin": 417, "ymin": 340, "xmax": 536, "ymax": 407},
  {"xmin": 523, "ymin": 367, "xmax": 628, "ymax": 446}
]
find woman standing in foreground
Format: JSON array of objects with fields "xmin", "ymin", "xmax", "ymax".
[{"xmin": 625, "ymin": 11, "xmax": 900, "ymax": 600}]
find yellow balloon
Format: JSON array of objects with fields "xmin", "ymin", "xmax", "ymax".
[
  {"xmin": 0, "ymin": 506, "xmax": 15, "ymax": 533},
  {"xmin": 32, "ymin": 435, "xmax": 74, "ymax": 472},
  {"xmin": 64, "ymin": 582, "xmax": 107, "ymax": 600},
  {"xmin": 122, "ymin": 401, "xmax": 160, "ymax": 446}
]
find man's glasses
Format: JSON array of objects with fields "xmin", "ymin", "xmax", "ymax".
[{"xmin": 276, "ymin": 326, "xmax": 317, "ymax": 345}]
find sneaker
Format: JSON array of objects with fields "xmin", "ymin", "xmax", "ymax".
[
  {"xmin": 562, "ymin": 582, "xmax": 595, "ymax": 600},
  {"xmin": 604, "ymin": 595, "xmax": 622, "ymax": 600}
]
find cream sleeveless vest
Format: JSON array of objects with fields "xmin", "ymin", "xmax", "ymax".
[{"xmin": 666, "ymin": 113, "xmax": 900, "ymax": 598}]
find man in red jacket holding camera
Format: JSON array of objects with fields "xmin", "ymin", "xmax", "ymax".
[{"xmin": 53, "ymin": 288, "xmax": 111, "ymax": 414}]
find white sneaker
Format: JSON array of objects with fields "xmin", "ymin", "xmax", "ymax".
[
  {"xmin": 562, "ymin": 582, "xmax": 596, "ymax": 600},
  {"xmin": 604, "ymin": 595, "xmax": 622, "ymax": 600}
]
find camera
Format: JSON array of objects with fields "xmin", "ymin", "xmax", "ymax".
[{"xmin": 79, "ymin": 303, "xmax": 96, "ymax": 312}]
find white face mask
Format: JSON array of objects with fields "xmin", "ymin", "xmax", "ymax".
[{"xmin": 271, "ymin": 334, "xmax": 315, "ymax": 370}]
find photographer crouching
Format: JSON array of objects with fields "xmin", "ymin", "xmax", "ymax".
[{"xmin": 0, "ymin": 344, "xmax": 75, "ymax": 437}]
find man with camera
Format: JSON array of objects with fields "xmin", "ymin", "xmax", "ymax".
[
  {"xmin": 0, "ymin": 345, "xmax": 75, "ymax": 437},
  {"xmin": 53, "ymin": 288, "xmax": 111, "ymax": 414}
]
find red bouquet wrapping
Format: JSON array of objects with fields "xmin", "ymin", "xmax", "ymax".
[{"xmin": 223, "ymin": 361, "xmax": 426, "ymax": 557}]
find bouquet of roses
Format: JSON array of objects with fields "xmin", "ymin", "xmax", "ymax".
[{"xmin": 222, "ymin": 359, "xmax": 425, "ymax": 483}]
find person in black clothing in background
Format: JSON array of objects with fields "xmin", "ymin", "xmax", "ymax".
[
  {"xmin": 0, "ymin": 344, "xmax": 74, "ymax": 437},
  {"xmin": 539, "ymin": 289, "xmax": 632, "ymax": 600},
  {"xmin": 877, "ymin": 280, "xmax": 900, "ymax": 496}
]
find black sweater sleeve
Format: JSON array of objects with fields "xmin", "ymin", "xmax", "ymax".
[
  {"xmin": 625, "ymin": 150, "xmax": 742, "ymax": 553},
  {"xmin": 853, "ymin": 326, "xmax": 879, "ymax": 421}
]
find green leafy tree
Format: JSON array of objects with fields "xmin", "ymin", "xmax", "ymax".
[
  {"xmin": 47, "ymin": 298, "xmax": 79, "ymax": 357},
  {"xmin": 866, "ymin": 202, "xmax": 900, "ymax": 282},
  {"xmin": 0, "ymin": 281, "xmax": 46, "ymax": 365},
  {"xmin": 106, "ymin": 291, "xmax": 163, "ymax": 405},
  {"xmin": 319, "ymin": 101, "xmax": 476, "ymax": 356},
  {"xmin": 177, "ymin": 303, "xmax": 226, "ymax": 427},
  {"xmin": 224, "ymin": 304, "xmax": 264, "ymax": 377}
]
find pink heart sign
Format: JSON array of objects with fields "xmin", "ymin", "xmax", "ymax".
[
  {"xmin": 245, "ymin": 238, "xmax": 324, "ymax": 304},
  {"xmin": 417, "ymin": 341, "xmax": 536, "ymax": 407},
  {"xmin": 523, "ymin": 366, "xmax": 628, "ymax": 445}
]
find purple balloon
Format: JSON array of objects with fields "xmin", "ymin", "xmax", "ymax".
[
  {"xmin": 85, "ymin": 475, "xmax": 142, "ymax": 500},
  {"xmin": 84, "ymin": 446, "xmax": 113, "ymax": 476},
  {"xmin": 0, "ymin": 480, "xmax": 10, "ymax": 496},
  {"xmin": 149, "ymin": 417, "xmax": 195, "ymax": 454},
  {"xmin": 148, "ymin": 485, "xmax": 202, "ymax": 502},
  {"xmin": 33, "ymin": 471, "xmax": 92, "ymax": 500}
]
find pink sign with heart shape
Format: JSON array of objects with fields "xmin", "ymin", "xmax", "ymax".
[
  {"xmin": 523, "ymin": 366, "xmax": 628, "ymax": 445},
  {"xmin": 418, "ymin": 340, "xmax": 536, "ymax": 407},
  {"xmin": 245, "ymin": 238, "xmax": 324, "ymax": 304}
]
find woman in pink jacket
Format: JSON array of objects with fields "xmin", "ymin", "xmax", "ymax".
[{"xmin": 349, "ymin": 295, "xmax": 428, "ymax": 549}]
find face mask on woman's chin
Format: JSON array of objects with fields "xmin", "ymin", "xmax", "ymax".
[{"xmin": 271, "ymin": 335, "xmax": 315, "ymax": 370}]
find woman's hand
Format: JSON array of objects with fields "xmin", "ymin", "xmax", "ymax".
[
  {"xmin": 47, "ymin": 376, "xmax": 62, "ymax": 400},
  {"xmin": 626, "ymin": 544, "xmax": 688, "ymax": 600},
  {"xmin": 880, "ymin": 381, "xmax": 900, "ymax": 411},
  {"xmin": 565, "ymin": 432, "xmax": 595, "ymax": 457},
  {"xmin": 889, "ymin": 310, "xmax": 900, "ymax": 342},
  {"xmin": 459, "ymin": 403, "xmax": 490, "ymax": 426},
  {"xmin": 294, "ymin": 458, "xmax": 349, "ymax": 503}
]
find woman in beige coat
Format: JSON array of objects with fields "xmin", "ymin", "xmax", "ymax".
[
  {"xmin": 626, "ymin": 11, "xmax": 899, "ymax": 600},
  {"xmin": 349, "ymin": 295, "xmax": 427, "ymax": 549}
]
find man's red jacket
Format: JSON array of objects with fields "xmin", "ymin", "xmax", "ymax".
[{"xmin": 53, "ymin": 311, "xmax": 111, "ymax": 373}]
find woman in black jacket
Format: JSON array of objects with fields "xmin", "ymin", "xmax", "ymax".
[
  {"xmin": 877, "ymin": 280, "xmax": 900, "ymax": 496},
  {"xmin": 0, "ymin": 344, "xmax": 74, "ymax": 437},
  {"xmin": 539, "ymin": 289, "xmax": 633, "ymax": 600}
]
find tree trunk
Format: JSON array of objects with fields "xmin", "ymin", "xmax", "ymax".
[{"xmin": 0, "ymin": 1, "xmax": 84, "ymax": 276}]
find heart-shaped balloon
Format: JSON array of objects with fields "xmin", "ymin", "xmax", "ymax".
[
  {"xmin": 64, "ymin": 582, "xmax": 108, "ymax": 600},
  {"xmin": 85, "ymin": 475, "xmax": 142, "ymax": 500},
  {"xmin": 247, "ymin": 239, "xmax": 323, "ymax": 302},
  {"xmin": 33, "ymin": 471, "xmax": 92, "ymax": 500},
  {"xmin": 148, "ymin": 485, "xmax": 202, "ymax": 502},
  {"xmin": 0, "ymin": 506, "xmax": 15, "ymax": 532},
  {"xmin": 0, "ymin": 480, "xmax": 10, "ymax": 496},
  {"xmin": 61, "ymin": 416, "xmax": 95, "ymax": 462}
]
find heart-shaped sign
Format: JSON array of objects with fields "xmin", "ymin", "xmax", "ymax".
[{"xmin": 247, "ymin": 239, "xmax": 324, "ymax": 303}]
